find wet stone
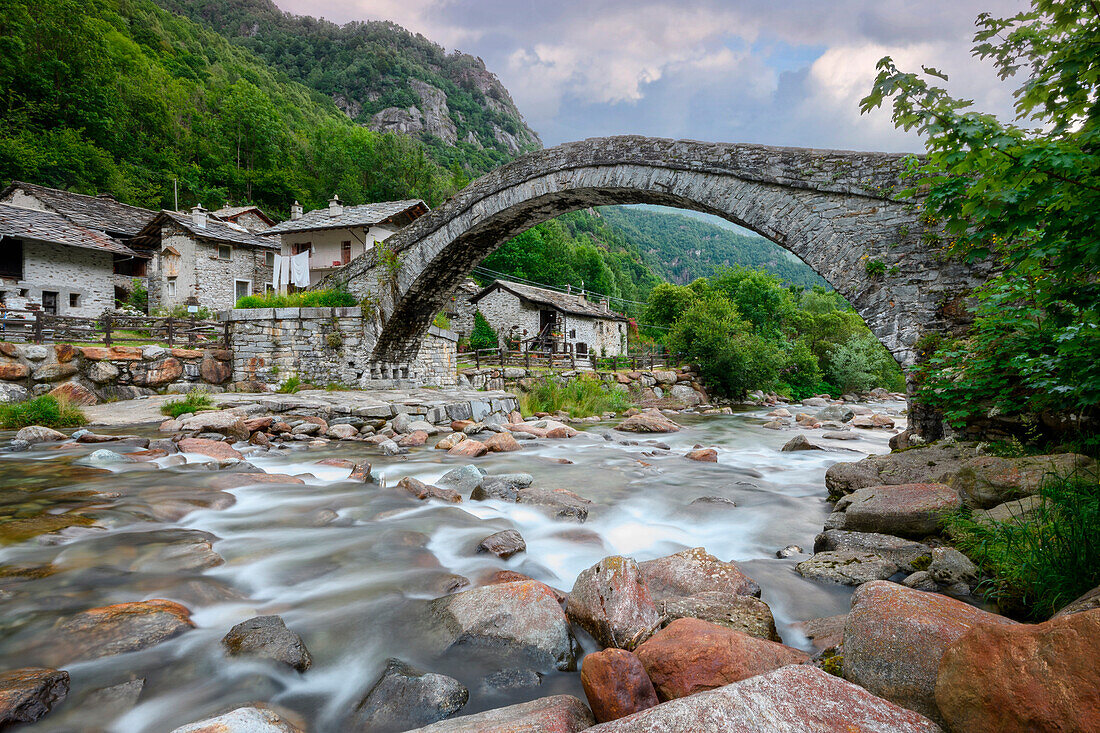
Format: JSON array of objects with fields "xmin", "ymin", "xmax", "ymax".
[
  {"xmin": 476, "ymin": 529, "xmax": 526, "ymax": 559},
  {"xmin": 222, "ymin": 615, "xmax": 312, "ymax": 672},
  {"xmin": 0, "ymin": 667, "xmax": 69, "ymax": 727},
  {"xmin": 349, "ymin": 658, "xmax": 468, "ymax": 733}
]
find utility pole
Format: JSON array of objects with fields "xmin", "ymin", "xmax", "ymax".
[{"xmin": 173, "ymin": 178, "xmax": 179, "ymax": 211}]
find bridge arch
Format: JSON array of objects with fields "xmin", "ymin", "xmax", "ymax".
[{"xmin": 320, "ymin": 136, "xmax": 988, "ymax": 374}]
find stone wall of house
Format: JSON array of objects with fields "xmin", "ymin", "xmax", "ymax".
[
  {"xmin": 0, "ymin": 342, "xmax": 235, "ymax": 406},
  {"xmin": 1, "ymin": 240, "xmax": 116, "ymax": 317},
  {"xmin": 225, "ymin": 307, "xmax": 457, "ymax": 389},
  {"xmin": 474, "ymin": 288, "xmax": 540, "ymax": 346}
]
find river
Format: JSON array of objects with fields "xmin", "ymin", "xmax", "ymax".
[{"xmin": 0, "ymin": 402, "xmax": 903, "ymax": 731}]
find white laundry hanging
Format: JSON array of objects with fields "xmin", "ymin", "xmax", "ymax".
[
  {"xmin": 271, "ymin": 254, "xmax": 285, "ymax": 289},
  {"xmin": 289, "ymin": 251, "xmax": 311, "ymax": 288}
]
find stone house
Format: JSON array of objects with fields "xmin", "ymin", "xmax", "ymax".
[
  {"xmin": 261, "ymin": 196, "xmax": 429, "ymax": 287},
  {"xmin": 133, "ymin": 207, "xmax": 277, "ymax": 313},
  {"xmin": 0, "ymin": 203, "xmax": 147, "ymax": 317},
  {"xmin": 467, "ymin": 279, "xmax": 628, "ymax": 356},
  {"xmin": 212, "ymin": 204, "xmax": 275, "ymax": 233},
  {"xmin": 0, "ymin": 180, "xmax": 158, "ymax": 306}
]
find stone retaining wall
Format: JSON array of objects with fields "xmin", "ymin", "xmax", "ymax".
[
  {"xmin": 459, "ymin": 364, "xmax": 709, "ymax": 406},
  {"xmin": 0, "ymin": 342, "xmax": 234, "ymax": 405}
]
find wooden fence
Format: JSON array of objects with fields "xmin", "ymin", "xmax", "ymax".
[
  {"xmin": 0, "ymin": 309, "xmax": 229, "ymax": 348},
  {"xmin": 457, "ymin": 347, "xmax": 686, "ymax": 373}
]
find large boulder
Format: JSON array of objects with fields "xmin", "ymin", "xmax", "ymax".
[
  {"xmin": 427, "ymin": 580, "xmax": 577, "ymax": 670},
  {"xmin": 435, "ymin": 465, "xmax": 486, "ymax": 495},
  {"xmin": 796, "ymin": 551, "xmax": 900, "ymax": 586},
  {"xmin": 405, "ymin": 695, "xmax": 593, "ymax": 732},
  {"xmin": 222, "ymin": 615, "xmax": 312, "ymax": 672},
  {"xmin": 581, "ymin": 648, "xmax": 659, "ymax": 723},
  {"xmin": 0, "ymin": 668, "xmax": 69, "ymax": 727},
  {"xmin": 177, "ymin": 438, "xmax": 243, "ymax": 461},
  {"xmin": 349, "ymin": 658, "xmax": 468, "ymax": 732},
  {"xmin": 655, "ymin": 592, "xmax": 778, "ymax": 641},
  {"xmin": 950, "ymin": 453, "xmax": 1095, "ymax": 508},
  {"xmin": 842, "ymin": 580, "xmax": 1017, "ymax": 723},
  {"xmin": 179, "ymin": 411, "xmax": 249, "ymax": 441},
  {"xmin": 567, "ymin": 556, "xmax": 661, "ymax": 649},
  {"xmin": 42, "ymin": 599, "xmax": 194, "ymax": 665},
  {"xmin": 1054, "ymin": 585, "xmax": 1100, "ymax": 618},
  {"xmin": 935, "ymin": 610, "xmax": 1100, "ymax": 732},
  {"xmin": 130, "ymin": 357, "xmax": 183, "ymax": 387},
  {"xmin": 516, "ymin": 488, "xmax": 592, "ymax": 522},
  {"xmin": 585, "ymin": 665, "xmax": 942, "ymax": 732},
  {"xmin": 13, "ymin": 425, "xmax": 66, "ymax": 444},
  {"xmin": 476, "ymin": 529, "xmax": 526, "ymax": 559},
  {"xmin": 170, "ymin": 706, "xmax": 303, "ymax": 733},
  {"xmin": 471, "ymin": 473, "xmax": 533, "ymax": 501},
  {"xmin": 615, "ymin": 410, "xmax": 682, "ymax": 433},
  {"xmin": 814, "ymin": 530, "xmax": 932, "ymax": 569},
  {"xmin": 634, "ymin": 618, "xmax": 809, "ymax": 700},
  {"xmin": 825, "ymin": 484, "xmax": 962, "ymax": 538},
  {"xmin": 638, "ymin": 547, "xmax": 760, "ymax": 599},
  {"xmin": 48, "ymin": 381, "xmax": 98, "ymax": 406}
]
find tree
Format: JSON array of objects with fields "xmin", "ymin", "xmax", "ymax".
[
  {"xmin": 862, "ymin": 1, "xmax": 1100, "ymax": 441},
  {"xmin": 469, "ymin": 311, "xmax": 498, "ymax": 350}
]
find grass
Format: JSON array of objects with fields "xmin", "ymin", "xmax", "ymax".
[
  {"xmin": 432, "ymin": 311, "xmax": 451, "ymax": 330},
  {"xmin": 518, "ymin": 377, "xmax": 633, "ymax": 418},
  {"xmin": 276, "ymin": 376, "xmax": 302, "ymax": 394},
  {"xmin": 235, "ymin": 289, "xmax": 357, "ymax": 309},
  {"xmin": 161, "ymin": 389, "xmax": 214, "ymax": 418},
  {"xmin": 0, "ymin": 395, "xmax": 87, "ymax": 429},
  {"xmin": 947, "ymin": 464, "xmax": 1100, "ymax": 619}
]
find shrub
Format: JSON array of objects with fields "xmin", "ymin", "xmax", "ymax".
[
  {"xmin": 0, "ymin": 395, "xmax": 86, "ymax": 429},
  {"xmin": 233, "ymin": 289, "xmax": 358, "ymax": 309},
  {"xmin": 161, "ymin": 389, "xmax": 213, "ymax": 418},
  {"xmin": 432, "ymin": 311, "xmax": 451, "ymax": 330},
  {"xmin": 825, "ymin": 334, "xmax": 904, "ymax": 394},
  {"xmin": 518, "ymin": 377, "xmax": 632, "ymax": 418},
  {"xmin": 864, "ymin": 259, "xmax": 886, "ymax": 277},
  {"xmin": 276, "ymin": 375, "xmax": 302, "ymax": 393},
  {"xmin": 127, "ymin": 278, "xmax": 148, "ymax": 312},
  {"xmin": 469, "ymin": 311, "xmax": 498, "ymax": 350},
  {"xmin": 948, "ymin": 465, "xmax": 1100, "ymax": 619}
]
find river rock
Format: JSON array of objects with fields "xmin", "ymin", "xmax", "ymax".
[
  {"xmin": 950, "ymin": 453, "xmax": 1096, "ymax": 508},
  {"xmin": 327, "ymin": 423, "xmax": 359, "ymax": 440},
  {"xmin": 448, "ymin": 439, "xmax": 487, "ymax": 457},
  {"xmin": 405, "ymin": 694, "xmax": 594, "ymax": 732},
  {"xmin": 823, "ymin": 430, "xmax": 860, "ymax": 440},
  {"xmin": 791, "ymin": 614, "xmax": 847, "ymax": 653},
  {"xmin": 927, "ymin": 547, "xmax": 979, "ymax": 590},
  {"xmin": 616, "ymin": 410, "xmax": 682, "ymax": 433},
  {"xmin": 824, "ymin": 442, "xmax": 973, "ymax": 497},
  {"xmin": 13, "ymin": 425, "xmax": 67, "ymax": 444},
  {"xmin": 516, "ymin": 488, "xmax": 592, "ymax": 522},
  {"xmin": 222, "ymin": 615, "xmax": 312, "ymax": 672},
  {"xmin": 170, "ymin": 706, "xmax": 304, "ymax": 733},
  {"xmin": 567, "ymin": 556, "xmax": 661, "ymax": 650},
  {"xmin": 380, "ymin": 439, "xmax": 407, "ymax": 456},
  {"xmin": 350, "ymin": 658, "xmax": 468, "ymax": 732},
  {"xmin": 483, "ymin": 432, "xmax": 521, "ymax": 452},
  {"xmin": 796, "ymin": 550, "xmax": 899, "ymax": 586},
  {"xmin": 825, "ymin": 483, "xmax": 962, "ymax": 538},
  {"xmin": 902, "ymin": 571, "xmax": 939, "ymax": 591},
  {"xmin": 436, "ymin": 465, "xmax": 486, "ymax": 494},
  {"xmin": 49, "ymin": 381, "xmax": 98, "ymax": 406},
  {"xmin": 476, "ymin": 529, "xmax": 526, "ymax": 559},
  {"xmin": 816, "ymin": 405, "xmax": 855, "ymax": 422},
  {"xmin": 398, "ymin": 430, "xmax": 430, "ymax": 447},
  {"xmin": 634, "ymin": 618, "xmax": 809, "ymax": 700},
  {"xmin": 1055, "ymin": 585, "xmax": 1100, "ymax": 618},
  {"xmin": 684, "ymin": 447, "xmax": 717, "ymax": 462},
  {"xmin": 813, "ymin": 529, "xmax": 932, "ymax": 569},
  {"xmin": 781, "ymin": 434, "xmax": 823, "ymax": 451},
  {"xmin": 44, "ymin": 599, "xmax": 194, "ymax": 665},
  {"xmin": 0, "ymin": 667, "xmax": 69, "ymax": 726},
  {"xmin": 668, "ymin": 384, "xmax": 702, "ymax": 406},
  {"xmin": 972, "ymin": 495, "xmax": 1044, "ymax": 527},
  {"xmin": 638, "ymin": 547, "xmax": 760, "ymax": 599},
  {"xmin": 842, "ymin": 580, "xmax": 1017, "ymax": 723},
  {"xmin": 471, "ymin": 473, "xmax": 533, "ymax": 501},
  {"xmin": 435, "ymin": 432, "xmax": 465, "ymax": 450},
  {"xmin": 177, "ymin": 437, "xmax": 243, "ymax": 461},
  {"xmin": 656, "ymin": 591, "xmax": 777, "ymax": 641},
  {"xmin": 585, "ymin": 665, "xmax": 942, "ymax": 732},
  {"xmin": 428, "ymin": 580, "xmax": 577, "ymax": 670},
  {"xmin": 935, "ymin": 610, "xmax": 1100, "ymax": 732},
  {"xmin": 802, "ymin": 397, "xmax": 829, "ymax": 407},
  {"xmin": 397, "ymin": 477, "xmax": 462, "ymax": 503},
  {"xmin": 580, "ymin": 648, "xmax": 658, "ymax": 723},
  {"xmin": 179, "ymin": 411, "xmax": 249, "ymax": 441}
]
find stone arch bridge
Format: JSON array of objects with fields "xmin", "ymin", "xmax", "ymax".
[{"xmin": 319, "ymin": 135, "xmax": 988, "ymax": 383}]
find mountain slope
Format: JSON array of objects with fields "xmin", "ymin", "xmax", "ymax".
[{"xmin": 154, "ymin": 0, "xmax": 541, "ymax": 173}]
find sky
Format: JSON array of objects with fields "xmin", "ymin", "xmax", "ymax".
[{"xmin": 276, "ymin": 0, "xmax": 1029, "ymax": 153}]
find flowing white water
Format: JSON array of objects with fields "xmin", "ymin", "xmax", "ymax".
[{"xmin": 0, "ymin": 403, "xmax": 903, "ymax": 731}]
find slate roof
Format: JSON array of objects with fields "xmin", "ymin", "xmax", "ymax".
[
  {"xmin": 0, "ymin": 203, "xmax": 138, "ymax": 256},
  {"xmin": 212, "ymin": 205, "xmax": 275, "ymax": 227},
  {"xmin": 261, "ymin": 199, "xmax": 428, "ymax": 235},
  {"xmin": 136, "ymin": 211, "xmax": 278, "ymax": 249},
  {"xmin": 0, "ymin": 181, "xmax": 157, "ymax": 237},
  {"xmin": 471, "ymin": 279, "xmax": 628, "ymax": 321}
]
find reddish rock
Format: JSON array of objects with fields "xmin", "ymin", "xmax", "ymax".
[
  {"xmin": 131, "ymin": 357, "xmax": 183, "ymax": 387},
  {"xmin": 349, "ymin": 461, "xmax": 373, "ymax": 482},
  {"xmin": 581, "ymin": 649, "xmax": 658, "ymax": 723},
  {"xmin": 397, "ymin": 430, "xmax": 429, "ymax": 447},
  {"xmin": 79, "ymin": 346, "xmax": 143, "ymax": 361},
  {"xmin": 616, "ymin": 410, "xmax": 682, "ymax": 433},
  {"xmin": 484, "ymin": 432, "xmax": 521, "ymax": 452},
  {"xmin": 199, "ymin": 356, "xmax": 231, "ymax": 384},
  {"xmin": 47, "ymin": 381, "xmax": 98, "ymax": 406},
  {"xmin": 448, "ymin": 439, "xmax": 488, "ymax": 458},
  {"xmin": 52, "ymin": 343, "xmax": 78, "ymax": 363},
  {"xmin": 396, "ymin": 477, "xmax": 461, "ymax": 502},
  {"xmin": 42, "ymin": 600, "xmax": 193, "ymax": 665},
  {"xmin": 318, "ymin": 457, "xmax": 356, "ymax": 468},
  {"xmin": 0, "ymin": 361, "xmax": 29, "ymax": 380},
  {"xmin": 243, "ymin": 416, "xmax": 274, "ymax": 433},
  {"xmin": 935, "ymin": 610, "xmax": 1100, "ymax": 733},
  {"xmin": 168, "ymin": 348, "xmax": 205, "ymax": 359},
  {"xmin": 567, "ymin": 556, "xmax": 661, "ymax": 650},
  {"xmin": 638, "ymin": 547, "xmax": 760, "ymax": 600},
  {"xmin": 584, "ymin": 665, "xmax": 941, "ymax": 732},
  {"xmin": 170, "ymin": 706, "xmax": 305, "ymax": 733},
  {"xmin": 635, "ymin": 618, "xmax": 809, "ymax": 700},
  {"xmin": 792, "ymin": 614, "xmax": 847, "ymax": 653},
  {"xmin": 0, "ymin": 342, "xmax": 15, "ymax": 357},
  {"xmin": 451, "ymin": 419, "xmax": 476, "ymax": 432},
  {"xmin": 480, "ymin": 570, "xmax": 567, "ymax": 605},
  {"xmin": 685, "ymin": 448, "xmax": 717, "ymax": 462},
  {"xmin": 405, "ymin": 694, "xmax": 593, "ymax": 732},
  {"xmin": 508, "ymin": 411, "xmax": 524, "ymax": 423},
  {"xmin": 177, "ymin": 438, "xmax": 243, "ymax": 461},
  {"xmin": 0, "ymin": 667, "xmax": 69, "ymax": 726},
  {"xmin": 126, "ymin": 449, "xmax": 168, "ymax": 461},
  {"xmin": 843, "ymin": 580, "xmax": 1017, "ymax": 723},
  {"xmin": 827, "ymin": 483, "xmax": 962, "ymax": 538}
]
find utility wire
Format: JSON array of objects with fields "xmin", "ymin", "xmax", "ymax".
[{"xmin": 468, "ymin": 264, "xmax": 652, "ymax": 308}]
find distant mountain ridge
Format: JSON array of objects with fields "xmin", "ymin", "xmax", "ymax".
[{"xmin": 154, "ymin": 0, "xmax": 541, "ymax": 173}]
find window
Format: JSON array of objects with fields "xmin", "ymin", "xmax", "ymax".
[
  {"xmin": 235, "ymin": 280, "xmax": 251, "ymax": 301},
  {"xmin": 341, "ymin": 241, "xmax": 352, "ymax": 265},
  {"xmin": 292, "ymin": 242, "xmax": 312, "ymax": 256},
  {"xmin": 69, "ymin": 293, "xmax": 79, "ymax": 308},
  {"xmin": 42, "ymin": 291, "xmax": 57, "ymax": 315},
  {"xmin": 265, "ymin": 251, "xmax": 275, "ymax": 267},
  {"xmin": 0, "ymin": 240, "xmax": 23, "ymax": 280},
  {"xmin": 167, "ymin": 277, "xmax": 177, "ymax": 296},
  {"xmin": 217, "ymin": 244, "xmax": 232, "ymax": 260}
]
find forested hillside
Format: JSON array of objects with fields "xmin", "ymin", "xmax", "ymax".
[
  {"xmin": 599, "ymin": 206, "xmax": 827, "ymax": 289},
  {"xmin": 154, "ymin": 0, "xmax": 541, "ymax": 173}
]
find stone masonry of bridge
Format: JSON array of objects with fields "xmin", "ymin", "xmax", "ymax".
[{"xmin": 318, "ymin": 136, "xmax": 993, "ymax": 434}]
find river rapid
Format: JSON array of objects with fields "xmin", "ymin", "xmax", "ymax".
[{"xmin": 0, "ymin": 403, "xmax": 903, "ymax": 731}]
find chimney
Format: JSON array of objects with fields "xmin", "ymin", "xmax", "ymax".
[
  {"xmin": 601, "ymin": 297, "xmax": 609, "ymax": 312},
  {"xmin": 291, "ymin": 200, "xmax": 303, "ymax": 220},
  {"xmin": 328, "ymin": 194, "xmax": 343, "ymax": 217},
  {"xmin": 191, "ymin": 204, "xmax": 207, "ymax": 229}
]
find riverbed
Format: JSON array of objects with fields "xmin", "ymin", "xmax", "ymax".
[{"xmin": 0, "ymin": 403, "xmax": 903, "ymax": 731}]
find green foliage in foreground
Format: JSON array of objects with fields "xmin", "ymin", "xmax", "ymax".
[
  {"xmin": 518, "ymin": 377, "xmax": 633, "ymax": 418},
  {"xmin": 469, "ymin": 312, "xmax": 499, "ymax": 351},
  {"xmin": 863, "ymin": 2, "xmax": 1100, "ymax": 445},
  {"xmin": 235, "ymin": 290, "xmax": 358, "ymax": 309},
  {"xmin": 0, "ymin": 396, "xmax": 86, "ymax": 429},
  {"xmin": 948, "ymin": 465, "xmax": 1100, "ymax": 619},
  {"xmin": 276, "ymin": 376, "xmax": 302, "ymax": 394},
  {"xmin": 647, "ymin": 268, "xmax": 904, "ymax": 400},
  {"xmin": 161, "ymin": 389, "xmax": 213, "ymax": 418}
]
